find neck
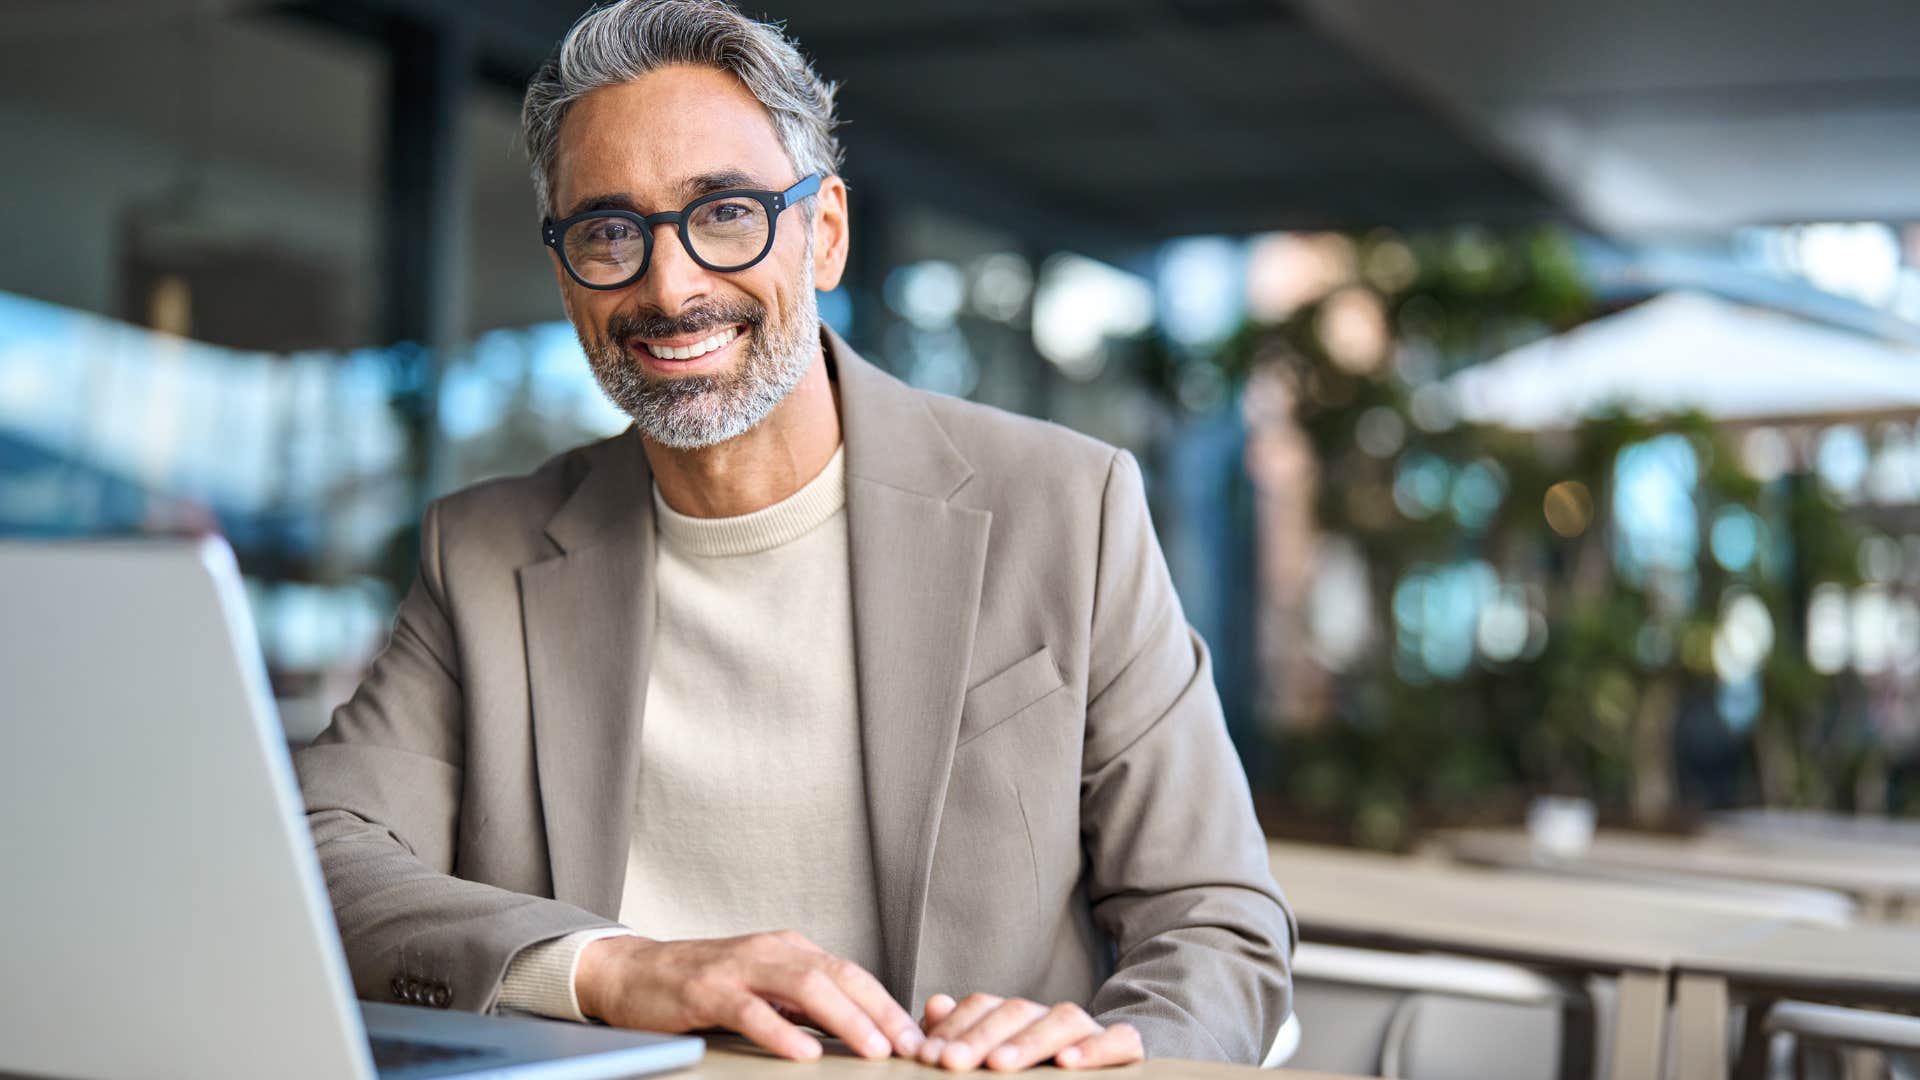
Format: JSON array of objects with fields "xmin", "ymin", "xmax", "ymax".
[{"xmin": 643, "ymin": 345, "xmax": 842, "ymax": 518}]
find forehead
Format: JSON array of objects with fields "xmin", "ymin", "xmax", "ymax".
[{"xmin": 552, "ymin": 64, "xmax": 794, "ymax": 214}]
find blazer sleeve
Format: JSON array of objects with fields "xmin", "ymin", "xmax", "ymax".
[
  {"xmin": 292, "ymin": 498, "xmax": 621, "ymax": 1013},
  {"xmin": 1079, "ymin": 449, "xmax": 1298, "ymax": 1063}
]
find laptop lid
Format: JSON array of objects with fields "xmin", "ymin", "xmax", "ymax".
[{"xmin": 0, "ymin": 538, "xmax": 377, "ymax": 1080}]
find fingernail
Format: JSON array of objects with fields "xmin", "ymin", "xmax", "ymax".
[
  {"xmin": 944, "ymin": 1044, "xmax": 975, "ymax": 1069},
  {"xmin": 921, "ymin": 1039, "xmax": 946, "ymax": 1063},
  {"xmin": 1058, "ymin": 1047, "xmax": 1082, "ymax": 1067},
  {"xmin": 990, "ymin": 1047, "xmax": 1019, "ymax": 1068},
  {"xmin": 866, "ymin": 1032, "xmax": 891, "ymax": 1057},
  {"xmin": 899, "ymin": 1029, "xmax": 926, "ymax": 1055}
]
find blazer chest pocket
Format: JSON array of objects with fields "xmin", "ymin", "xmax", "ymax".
[{"xmin": 958, "ymin": 645, "xmax": 1066, "ymax": 746}]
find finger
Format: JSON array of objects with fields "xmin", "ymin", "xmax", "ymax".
[
  {"xmin": 772, "ymin": 930, "xmax": 827, "ymax": 954},
  {"xmin": 758, "ymin": 965, "xmax": 892, "ymax": 1060},
  {"xmin": 724, "ymin": 993, "xmax": 823, "ymax": 1062},
  {"xmin": 920, "ymin": 993, "xmax": 1004, "ymax": 1063},
  {"xmin": 1056, "ymin": 1023, "xmax": 1144, "ymax": 1070},
  {"xmin": 983, "ymin": 1004, "xmax": 1102, "ymax": 1072},
  {"xmin": 923, "ymin": 993, "xmax": 958, "ymax": 1030},
  {"xmin": 917, "ymin": 994, "xmax": 957, "ymax": 1062},
  {"xmin": 822, "ymin": 957, "xmax": 923, "ymax": 1057},
  {"xmin": 940, "ymin": 999, "xmax": 1050, "ymax": 1071}
]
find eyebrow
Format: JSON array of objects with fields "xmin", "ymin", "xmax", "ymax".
[{"xmin": 560, "ymin": 170, "xmax": 773, "ymax": 219}]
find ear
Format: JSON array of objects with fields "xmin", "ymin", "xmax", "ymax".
[{"xmin": 808, "ymin": 174, "xmax": 851, "ymax": 293}]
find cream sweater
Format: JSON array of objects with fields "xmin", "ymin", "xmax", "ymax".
[{"xmin": 496, "ymin": 446, "xmax": 882, "ymax": 1020}]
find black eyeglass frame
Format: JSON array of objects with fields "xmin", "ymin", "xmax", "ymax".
[{"xmin": 541, "ymin": 173, "xmax": 825, "ymax": 290}]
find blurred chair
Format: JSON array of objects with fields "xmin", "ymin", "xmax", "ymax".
[
  {"xmin": 1744, "ymin": 1001, "xmax": 1920, "ymax": 1080},
  {"xmin": 1286, "ymin": 942, "xmax": 1588, "ymax": 1079}
]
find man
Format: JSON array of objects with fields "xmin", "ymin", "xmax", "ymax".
[{"xmin": 295, "ymin": 0, "xmax": 1293, "ymax": 1070}]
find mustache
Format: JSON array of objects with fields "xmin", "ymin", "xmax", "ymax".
[{"xmin": 607, "ymin": 300, "xmax": 764, "ymax": 344}]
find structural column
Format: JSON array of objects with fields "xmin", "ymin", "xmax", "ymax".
[{"xmin": 381, "ymin": 15, "xmax": 471, "ymax": 502}]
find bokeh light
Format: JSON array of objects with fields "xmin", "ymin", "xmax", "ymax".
[
  {"xmin": 1031, "ymin": 253, "xmax": 1153, "ymax": 380},
  {"xmin": 1542, "ymin": 480, "xmax": 1593, "ymax": 538}
]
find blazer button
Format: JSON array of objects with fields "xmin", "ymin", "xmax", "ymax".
[
  {"xmin": 391, "ymin": 976, "xmax": 408, "ymax": 1000},
  {"xmin": 430, "ymin": 986, "xmax": 451, "ymax": 1008}
]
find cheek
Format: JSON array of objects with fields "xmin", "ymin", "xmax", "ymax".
[
  {"xmin": 731, "ymin": 264, "xmax": 793, "ymax": 318},
  {"xmin": 563, "ymin": 285, "xmax": 620, "ymax": 331}
]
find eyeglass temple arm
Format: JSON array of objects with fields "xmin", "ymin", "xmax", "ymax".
[{"xmin": 773, "ymin": 173, "xmax": 825, "ymax": 211}]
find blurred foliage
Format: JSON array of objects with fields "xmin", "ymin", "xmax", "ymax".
[{"xmin": 1168, "ymin": 228, "xmax": 1881, "ymax": 848}]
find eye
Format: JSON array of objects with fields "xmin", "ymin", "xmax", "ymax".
[
  {"xmin": 693, "ymin": 198, "xmax": 762, "ymax": 230},
  {"xmin": 584, "ymin": 219, "xmax": 634, "ymax": 243}
]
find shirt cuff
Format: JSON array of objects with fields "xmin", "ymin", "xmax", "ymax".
[{"xmin": 496, "ymin": 927, "xmax": 639, "ymax": 1022}]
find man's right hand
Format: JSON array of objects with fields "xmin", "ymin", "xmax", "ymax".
[{"xmin": 574, "ymin": 931, "xmax": 924, "ymax": 1062}]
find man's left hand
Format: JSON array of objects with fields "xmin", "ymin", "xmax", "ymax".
[{"xmin": 915, "ymin": 993, "xmax": 1143, "ymax": 1071}]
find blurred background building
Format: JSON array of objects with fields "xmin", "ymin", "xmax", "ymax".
[{"xmin": 3, "ymin": 0, "xmax": 1917, "ymax": 844}]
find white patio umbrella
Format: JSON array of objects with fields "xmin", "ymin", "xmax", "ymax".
[{"xmin": 1446, "ymin": 291, "xmax": 1920, "ymax": 429}]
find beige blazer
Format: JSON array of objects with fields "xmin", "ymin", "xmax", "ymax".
[{"xmin": 294, "ymin": 328, "xmax": 1294, "ymax": 1062}]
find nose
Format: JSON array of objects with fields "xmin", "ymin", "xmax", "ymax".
[{"xmin": 628, "ymin": 221, "xmax": 712, "ymax": 316}]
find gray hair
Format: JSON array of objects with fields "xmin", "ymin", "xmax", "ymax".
[{"xmin": 521, "ymin": 0, "xmax": 844, "ymax": 219}]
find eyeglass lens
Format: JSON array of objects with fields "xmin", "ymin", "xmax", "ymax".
[{"xmin": 561, "ymin": 196, "xmax": 771, "ymax": 286}]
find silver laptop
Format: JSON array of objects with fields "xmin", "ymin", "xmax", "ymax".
[{"xmin": 0, "ymin": 537, "xmax": 705, "ymax": 1080}]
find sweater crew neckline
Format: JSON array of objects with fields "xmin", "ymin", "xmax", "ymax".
[{"xmin": 651, "ymin": 445, "xmax": 847, "ymax": 558}]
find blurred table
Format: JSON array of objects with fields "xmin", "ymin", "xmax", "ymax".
[
  {"xmin": 1710, "ymin": 808, "xmax": 1920, "ymax": 850},
  {"xmin": 692, "ymin": 1041, "xmax": 1368, "ymax": 1080},
  {"xmin": 1433, "ymin": 826, "xmax": 1920, "ymax": 920},
  {"xmin": 1668, "ymin": 923, "xmax": 1920, "ymax": 1078},
  {"xmin": 1270, "ymin": 841, "xmax": 1801, "ymax": 1080}
]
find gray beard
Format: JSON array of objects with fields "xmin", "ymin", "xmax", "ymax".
[{"xmin": 583, "ymin": 270, "xmax": 819, "ymax": 450}]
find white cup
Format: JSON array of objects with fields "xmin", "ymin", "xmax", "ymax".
[{"xmin": 1527, "ymin": 795, "xmax": 1596, "ymax": 858}]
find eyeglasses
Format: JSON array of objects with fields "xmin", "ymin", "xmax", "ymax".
[{"xmin": 541, "ymin": 173, "xmax": 823, "ymax": 290}]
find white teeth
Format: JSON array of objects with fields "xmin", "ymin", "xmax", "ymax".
[{"xmin": 646, "ymin": 326, "xmax": 737, "ymax": 360}]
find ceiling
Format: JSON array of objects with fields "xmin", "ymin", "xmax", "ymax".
[
  {"xmin": 273, "ymin": 0, "xmax": 1563, "ymax": 253},
  {"xmin": 1296, "ymin": 0, "xmax": 1920, "ymax": 236}
]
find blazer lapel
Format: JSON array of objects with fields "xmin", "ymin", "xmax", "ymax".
[
  {"xmin": 833, "ymin": 330, "xmax": 992, "ymax": 1004},
  {"xmin": 519, "ymin": 427, "xmax": 656, "ymax": 918}
]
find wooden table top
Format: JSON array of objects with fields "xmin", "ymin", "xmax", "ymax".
[
  {"xmin": 690, "ymin": 1041, "xmax": 1368, "ymax": 1080},
  {"xmin": 1270, "ymin": 840, "xmax": 1793, "ymax": 973},
  {"xmin": 1675, "ymin": 922, "xmax": 1920, "ymax": 998},
  {"xmin": 1437, "ymin": 826, "xmax": 1920, "ymax": 903}
]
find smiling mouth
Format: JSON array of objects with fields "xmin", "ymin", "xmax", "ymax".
[{"xmin": 634, "ymin": 325, "xmax": 741, "ymax": 361}]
